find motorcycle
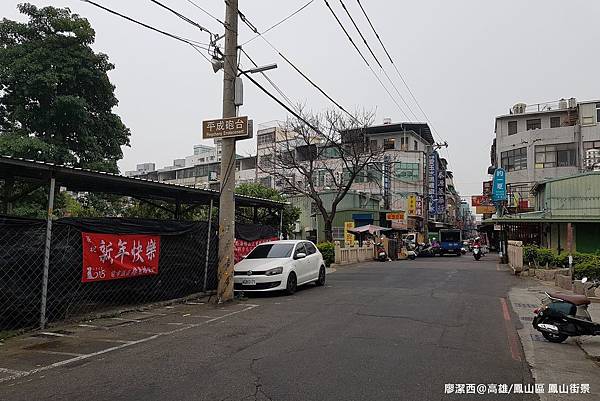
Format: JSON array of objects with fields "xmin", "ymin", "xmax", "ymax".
[
  {"xmin": 406, "ymin": 242, "xmax": 417, "ymax": 260},
  {"xmin": 473, "ymin": 245, "xmax": 482, "ymax": 260},
  {"xmin": 376, "ymin": 243, "xmax": 388, "ymax": 262},
  {"xmin": 532, "ymin": 277, "xmax": 600, "ymax": 343},
  {"xmin": 460, "ymin": 247, "xmax": 467, "ymax": 255}
]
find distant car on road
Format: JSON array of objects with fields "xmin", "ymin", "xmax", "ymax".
[{"xmin": 234, "ymin": 240, "xmax": 326, "ymax": 295}]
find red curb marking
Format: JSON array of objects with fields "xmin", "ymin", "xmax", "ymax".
[{"xmin": 500, "ymin": 297, "xmax": 522, "ymax": 362}]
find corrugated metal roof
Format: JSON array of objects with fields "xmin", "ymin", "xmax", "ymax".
[{"xmin": 0, "ymin": 155, "xmax": 285, "ymax": 208}]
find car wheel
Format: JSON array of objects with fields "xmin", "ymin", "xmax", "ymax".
[
  {"xmin": 285, "ymin": 272, "xmax": 297, "ymax": 295},
  {"xmin": 316, "ymin": 266, "xmax": 326, "ymax": 286}
]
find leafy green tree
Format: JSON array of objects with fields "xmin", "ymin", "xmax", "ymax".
[
  {"xmin": 235, "ymin": 183, "xmax": 300, "ymax": 238},
  {"xmin": 0, "ymin": 4, "xmax": 130, "ymax": 215}
]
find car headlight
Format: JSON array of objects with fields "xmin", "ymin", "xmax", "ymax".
[{"xmin": 265, "ymin": 266, "xmax": 283, "ymax": 276}]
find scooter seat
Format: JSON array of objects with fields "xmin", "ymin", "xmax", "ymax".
[{"xmin": 548, "ymin": 292, "xmax": 590, "ymax": 305}]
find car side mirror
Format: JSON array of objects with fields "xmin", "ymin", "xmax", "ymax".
[{"xmin": 295, "ymin": 252, "xmax": 306, "ymax": 259}]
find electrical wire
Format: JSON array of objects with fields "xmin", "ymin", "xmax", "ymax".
[
  {"xmin": 339, "ymin": 0, "xmax": 418, "ymax": 121},
  {"xmin": 239, "ymin": 48, "xmax": 296, "ymax": 110},
  {"xmin": 81, "ymin": 0, "xmax": 212, "ymax": 50},
  {"xmin": 186, "ymin": 0, "xmax": 225, "ymax": 26},
  {"xmin": 323, "ymin": 0, "xmax": 409, "ymax": 120},
  {"xmin": 355, "ymin": 0, "xmax": 442, "ymax": 139},
  {"xmin": 238, "ymin": 10, "xmax": 360, "ymax": 124},
  {"xmin": 149, "ymin": 0, "xmax": 213, "ymax": 35},
  {"xmin": 240, "ymin": 0, "xmax": 315, "ymax": 46}
]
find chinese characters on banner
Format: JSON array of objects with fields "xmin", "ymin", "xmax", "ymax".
[
  {"xmin": 407, "ymin": 194, "xmax": 417, "ymax": 215},
  {"xmin": 436, "ymin": 158, "xmax": 446, "ymax": 215},
  {"xmin": 82, "ymin": 233, "xmax": 160, "ymax": 283},
  {"xmin": 428, "ymin": 151, "xmax": 438, "ymax": 217},
  {"xmin": 344, "ymin": 221, "xmax": 355, "ymax": 245},
  {"xmin": 234, "ymin": 237, "xmax": 278, "ymax": 264}
]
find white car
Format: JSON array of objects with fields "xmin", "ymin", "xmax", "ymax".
[{"xmin": 234, "ymin": 240, "xmax": 326, "ymax": 294}]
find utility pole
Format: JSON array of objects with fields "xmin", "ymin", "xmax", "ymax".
[{"xmin": 217, "ymin": 0, "xmax": 239, "ymax": 303}]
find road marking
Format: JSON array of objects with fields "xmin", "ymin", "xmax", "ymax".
[
  {"xmin": 185, "ymin": 302, "xmax": 204, "ymax": 305},
  {"xmin": 77, "ymin": 324, "xmax": 97, "ymax": 328},
  {"xmin": 110, "ymin": 318, "xmax": 141, "ymax": 323},
  {"xmin": 30, "ymin": 350, "xmax": 85, "ymax": 357},
  {"xmin": 139, "ymin": 311, "xmax": 167, "ymax": 316},
  {"xmin": 38, "ymin": 332, "xmax": 71, "ymax": 338},
  {"xmin": 0, "ymin": 368, "xmax": 28, "ymax": 375},
  {"xmin": 91, "ymin": 339, "xmax": 131, "ymax": 344},
  {"xmin": 0, "ymin": 304, "xmax": 259, "ymax": 384},
  {"xmin": 500, "ymin": 297, "xmax": 522, "ymax": 362}
]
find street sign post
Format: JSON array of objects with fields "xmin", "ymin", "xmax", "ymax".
[
  {"xmin": 202, "ymin": 116, "xmax": 249, "ymax": 139},
  {"xmin": 492, "ymin": 168, "xmax": 507, "ymax": 202}
]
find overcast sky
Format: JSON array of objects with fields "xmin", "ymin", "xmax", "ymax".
[{"xmin": 2, "ymin": 0, "xmax": 599, "ymax": 198}]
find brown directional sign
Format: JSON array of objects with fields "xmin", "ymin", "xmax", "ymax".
[{"xmin": 202, "ymin": 116, "xmax": 249, "ymax": 139}]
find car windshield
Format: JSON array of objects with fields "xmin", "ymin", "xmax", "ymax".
[{"xmin": 245, "ymin": 243, "xmax": 294, "ymax": 259}]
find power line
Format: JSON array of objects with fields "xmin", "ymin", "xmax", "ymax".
[
  {"xmin": 355, "ymin": 0, "xmax": 441, "ymax": 138},
  {"xmin": 239, "ymin": 48, "xmax": 295, "ymax": 110},
  {"xmin": 240, "ymin": 0, "xmax": 315, "ymax": 46},
  {"xmin": 323, "ymin": 0, "xmax": 408, "ymax": 120},
  {"xmin": 81, "ymin": 0, "xmax": 212, "ymax": 52},
  {"xmin": 238, "ymin": 10, "xmax": 360, "ymax": 123},
  {"xmin": 185, "ymin": 0, "xmax": 225, "ymax": 26},
  {"xmin": 241, "ymin": 72, "xmax": 321, "ymax": 134},
  {"xmin": 149, "ymin": 0, "xmax": 213, "ymax": 35},
  {"xmin": 338, "ymin": 0, "xmax": 418, "ymax": 121}
]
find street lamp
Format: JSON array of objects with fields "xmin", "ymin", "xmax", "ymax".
[{"xmin": 238, "ymin": 63, "xmax": 278, "ymax": 76}]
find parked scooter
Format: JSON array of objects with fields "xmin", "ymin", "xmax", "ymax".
[
  {"xmin": 532, "ymin": 277, "xmax": 600, "ymax": 343},
  {"xmin": 473, "ymin": 245, "xmax": 482, "ymax": 260},
  {"xmin": 376, "ymin": 243, "xmax": 388, "ymax": 262}
]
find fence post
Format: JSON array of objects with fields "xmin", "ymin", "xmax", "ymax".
[
  {"xmin": 40, "ymin": 175, "xmax": 55, "ymax": 329},
  {"xmin": 203, "ymin": 199, "xmax": 213, "ymax": 292}
]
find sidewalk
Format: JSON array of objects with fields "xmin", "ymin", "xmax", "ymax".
[{"xmin": 507, "ymin": 271, "xmax": 600, "ymax": 401}]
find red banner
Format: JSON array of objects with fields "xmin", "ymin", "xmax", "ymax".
[
  {"xmin": 471, "ymin": 195, "xmax": 492, "ymax": 207},
  {"xmin": 234, "ymin": 237, "xmax": 278, "ymax": 264},
  {"xmin": 82, "ymin": 233, "xmax": 160, "ymax": 283}
]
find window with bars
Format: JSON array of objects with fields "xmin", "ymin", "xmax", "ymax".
[
  {"xmin": 395, "ymin": 162, "xmax": 420, "ymax": 180},
  {"xmin": 526, "ymin": 119, "xmax": 541, "ymax": 130},
  {"xmin": 550, "ymin": 116, "xmax": 561, "ymax": 128},
  {"xmin": 535, "ymin": 143, "xmax": 577, "ymax": 168},
  {"xmin": 508, "ymin": 121, "xmax": 518, "ymax": 135},
  {"xmin": 257, "ymin": 132, "xmax": 275, "ymax": 147},
  {"xmin": 332, "ymin": 227, "xmax": 344, "ymax": 240},
  {"xmin": 501, "ymin": 147, "xmax": 527, "ymax": 172}
]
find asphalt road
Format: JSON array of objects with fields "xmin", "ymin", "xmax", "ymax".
[{"xmin": 0, "ymin": 255, "xmax": 535, "ymax": 401}]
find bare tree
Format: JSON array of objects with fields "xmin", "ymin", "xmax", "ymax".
[{"xmin": 257, "ymin": 107, "xmax": 384, "ymax": 242}]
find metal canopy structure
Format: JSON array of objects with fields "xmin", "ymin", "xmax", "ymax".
[{"xmin": 0, "ymin": 156, "xmax": 285, "ymax": 209}]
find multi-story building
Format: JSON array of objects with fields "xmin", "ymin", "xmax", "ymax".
[
  {"xmin": 124, "ymin": 162, "xmax": 156, "ymax": 177},
  {"xmin": 490, "ymin": 98, "xmax": 600, "ymax": 209},
  {"xmin": 129, "ymin": 143, "xmax": 254, "ymax": 189},
  {"xmin": 256, "ymin": 119, "xmax": 447, "ymax": 232}
]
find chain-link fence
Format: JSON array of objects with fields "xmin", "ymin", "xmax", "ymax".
[{"xmin": 0, "ymin": 216, "xmax": 218, "ymax": 336}]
